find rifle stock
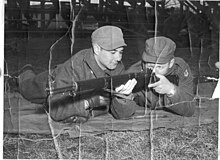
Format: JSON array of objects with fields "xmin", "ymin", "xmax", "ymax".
[{"xmin": 46, "ymin": 70, "xmax": 179, "ymax": 111}]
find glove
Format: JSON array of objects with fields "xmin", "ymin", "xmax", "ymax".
[
  {"xmin": 85, "ymin": 96, "xmax": 110, "ymax": 110},
  {"xmin": 115, "ymin": 78, "xmax": 137, "ymax": 95}
]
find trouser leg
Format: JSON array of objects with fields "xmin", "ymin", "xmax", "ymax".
[{"xmin": 18, "ymin": 70, "xmax": 49, "ymax": 104}]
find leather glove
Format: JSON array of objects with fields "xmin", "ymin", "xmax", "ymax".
[{"xmin": 85, "ymin": 96, "xmax": 110, "ymax": 110}]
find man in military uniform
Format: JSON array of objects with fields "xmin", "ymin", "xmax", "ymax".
[
  {"xmin": 10, "ymin": 26, "xmax": 138, "ymax": 123},
  {"xmin": 127, "ymin": 36, "xmax": 196, "ymax": 117}
]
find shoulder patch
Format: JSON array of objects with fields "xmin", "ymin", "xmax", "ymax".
[{"xmin": 184, "ymin": 69, "xmax": 189, "ymax": 77}]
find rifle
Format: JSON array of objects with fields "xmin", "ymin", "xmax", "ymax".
[{"xmin": 47, "ymin": 69, "xmax": 179, "ymax": 104}]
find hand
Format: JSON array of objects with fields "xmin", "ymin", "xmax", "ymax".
[
  {"xmin": 99, "ymin": 96, "xmax": 110, "ymax": 106},
  {"xmin": 148, "ymin": 74, "xmax": 175, "ymax": 95},
  {"xmin": 85, "ymin": 96, "xmax": 110, "ymax": 109},
  {"xmin": 115, "ymin": 78, "xmax": 137, "ymax": 95}
]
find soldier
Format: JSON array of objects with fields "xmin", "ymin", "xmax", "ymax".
[
  {"xmin": 7, "ymin": 26, "xmax": 138, "ymax": 123},
  {"xmin": 127, "ymin": 36, "xmax": 196, "ymax": 117}
]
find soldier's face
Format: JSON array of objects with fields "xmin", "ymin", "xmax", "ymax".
[
  {"xmin": 96, "ymin": 47, "xmax": 124, "ymax": 70},
  {"xmin": 144, "ymin": 62, "xmax": 170, "ymax": 75}
]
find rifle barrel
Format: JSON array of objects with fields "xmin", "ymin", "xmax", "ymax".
[
  {"xmin": 49, "ymin": 70, "xmax": 178, "ymax": 96},
  {"xmin": 50, "ymin": 71, "xmax": 152, "ymax": 95},
  {"xmin": 77, "ymin": 72, "xmax": 151, "ymax": 93}
]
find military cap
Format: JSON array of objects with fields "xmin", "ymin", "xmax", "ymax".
[
  {"xmin": 91, "ymin": 26, "xmax": 127, "ymax": 50},
  {"xmin": 142, "ymin": 36, "xmax": 176, "ymax": 64}
]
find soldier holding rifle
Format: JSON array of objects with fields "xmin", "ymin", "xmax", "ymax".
[
  {"xmin": 127, "ymin": 36, "xmax": 196, "ymax": 117},
  {"xmin": 7, "ymin": 26, "xmax": 138, "ymax": 123}
]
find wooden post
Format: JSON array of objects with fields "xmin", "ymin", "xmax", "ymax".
[{"xmin": 41, "ymin": 0, "xmax": 45, "ymax": 31}]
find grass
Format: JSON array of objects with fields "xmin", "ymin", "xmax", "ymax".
[{"xmin": 3, "ymin": 121, "xmax": 218, "ymax": 159}]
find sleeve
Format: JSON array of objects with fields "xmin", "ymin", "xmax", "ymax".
[
  {"xmin": 48, "ymin": 58, "xmax": 90, "ymax": 122},
  {"xmin": 133, "ymin": 91, "xmax": 146, "ymax": 107},
  {"xmin": 52, "ymin": 58, "xmax": 81, "ymax": 89},
  {"xmin": 103, "ymin": 61, "xmax": 136, "ymax": 119},
  {"xmin": 49, "ymin": 96, "xmax": 90, "ymax": 122},
  {"xmin": 164, "ymin": 65, "xmax": 196, "ymax": 117}
]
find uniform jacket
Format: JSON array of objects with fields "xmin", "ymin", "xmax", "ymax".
[{"xmin": 127, "ymin": 57, "xmax": 196, "ymax": 117}]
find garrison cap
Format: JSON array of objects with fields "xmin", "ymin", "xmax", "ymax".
[
  {"xmin": 91, "ymin": 26, "xmax": 127, "ymax": 50},
  {"xmin": 142, "ymin": 36, "xmax": 176, "ymax": 64}
]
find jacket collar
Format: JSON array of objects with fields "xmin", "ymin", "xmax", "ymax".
[{"xmin": 84, "ymin": 48, "xmax": 108, "ymax": 78}]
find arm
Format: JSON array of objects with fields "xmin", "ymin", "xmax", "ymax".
[
  {"xmin": 49, "ymin": 97, "xmax": 90, "ymax": 122},
  {"xmin": 109, "ymin": 78, "xmax": 138, "ymax": 119},
  {"xmin": 164, "ymin": 67, "xmax": 196, "ymax": 117},
  {"xmin": 48, "ymin": 59, "xmax": 91, "ymax": 122},
  {"xmin": 147, "ymin": 66, "xmax": 196, "ymax": 117}
]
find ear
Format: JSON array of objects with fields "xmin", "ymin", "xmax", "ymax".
[
  {"xmin": 169, "ymin": 58, "xmax": 175, "ymax": 68},
  {"xmin": 92, "ymin": 43, "xmax": 101, "ymax": 55}
]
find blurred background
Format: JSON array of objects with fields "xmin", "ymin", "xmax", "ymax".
[{"xmin": 4, "ymin": 0, "xmax": 220, "ymax": 76}]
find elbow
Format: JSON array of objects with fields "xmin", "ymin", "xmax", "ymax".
[
  {"xmin": 182, "ymin": 107, "xmax": 195, "ymax": 117},
  {"xmin": 182, "ymin": 99, "xmax": 197, "ymax": 117},
  {"xmin": 165, "ymin": 101, "xmax": 196, "ymax": 117}
]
